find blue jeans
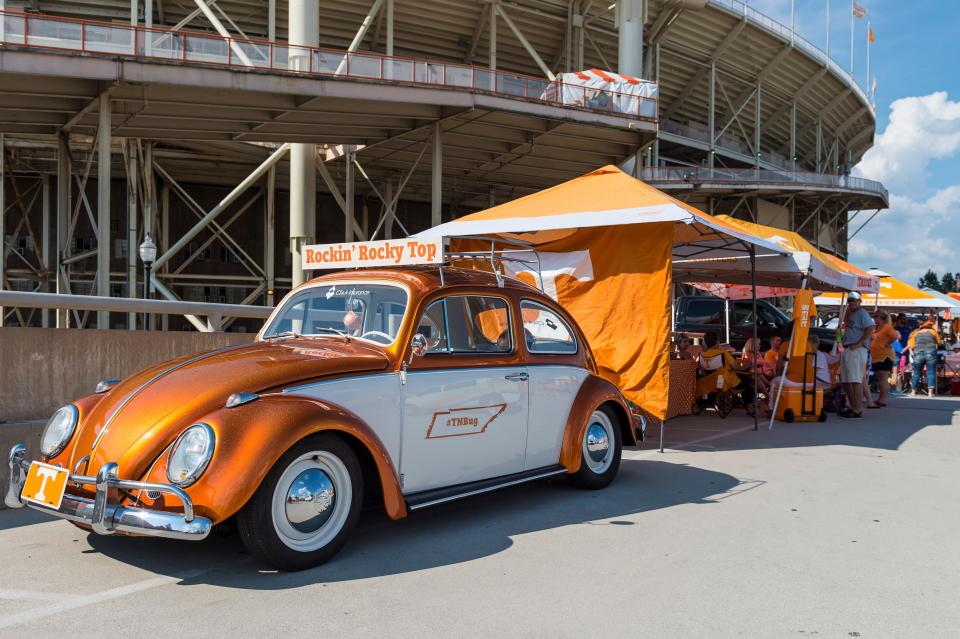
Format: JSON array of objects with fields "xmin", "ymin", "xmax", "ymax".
[{"xmin": 912, "ymin": 351, "xmax": 938, "ymax": 390}]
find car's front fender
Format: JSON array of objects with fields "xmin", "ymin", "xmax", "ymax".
[{"xmin": 140, "ymin": 394, "xmax": 406, "ymax": 523}]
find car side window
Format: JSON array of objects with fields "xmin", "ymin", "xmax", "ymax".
[
  {"xmin": 521, "ymin": 301, "xmax": 577, "ymax": 354},
  {"xmin": 684, "ymin": 299, "xmax": 723, "ymax": 325},
  {"xmin": 417, "ymin": 296, "xmax": 513, "ymax": 355}
]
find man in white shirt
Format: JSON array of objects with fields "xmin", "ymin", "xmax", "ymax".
[{"xmin": 839, "ymin": 292, "xmax": 875, "ymax": 418}]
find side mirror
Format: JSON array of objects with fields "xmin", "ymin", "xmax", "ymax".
[{"xmin": 410, "ymin": 333, "xmax": 429, "ymax": 359}]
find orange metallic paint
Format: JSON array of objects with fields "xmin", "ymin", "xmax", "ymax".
[
  {"xmin": 37, "ymin": 267, "xmax": 630, "ymax": 531},
  {"xmin": 138, "ymin": 394, "xmax": 407, "ymax": 522},
  {"xmin": 559, "ymin": 375, "xmax": 636, "ymax": 473}
]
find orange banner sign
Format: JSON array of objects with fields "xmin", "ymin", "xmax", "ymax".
[
  {"xmin": 789, "ymin": 289, "xmax": 816, "ymax": 359},
  {"xmin": 302, "ymin": 238, "xmax": 444, "ymax": 270}
]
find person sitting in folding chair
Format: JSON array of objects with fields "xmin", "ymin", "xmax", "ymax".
[{"xmin": 696, "ymin": 331, "xmax": 750, "ymax": 397}]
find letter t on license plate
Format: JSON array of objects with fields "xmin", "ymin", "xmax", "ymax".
[{"xmin": 21, "ymin": 461, "xmax": 69, "ymax": 510}]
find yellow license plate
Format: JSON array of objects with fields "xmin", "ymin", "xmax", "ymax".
[{"xmin": 21, "ymin": 461, "xmax": 70, "ymax": 510}]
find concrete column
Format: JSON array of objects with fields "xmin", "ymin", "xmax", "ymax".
[
  {"xmin": 386, "ymin": 0, "xmax": 394, "ymax": 54},
  {"xmin": 268, "ymin": 0, "xmax": 276, "ymax": 40},
  {"xmin": 617, "ymin": 0, "xmax": 644, "ymax": 77},
  {"xmin": 56, "ymin": 132, "xmax": 70, "ymax": 328},
  {"xmin": 289, "ymin": 0, "xmax": 319, "ymax": 288},
  {"xmin": 125, "ymin": 141, "xmax": 138, "ymax": 329},
  {"xmin": 97, "ymin": 94, "xmax": 111, "ymax": 329},
  {"xmin": 431, "ymin": 122, "xmax": 442, "ymax": 227},
  {"xmin": 265, "ymin": 167, "xmax": 275, "ymax": 306},
  {"xmin": 41, "ymin": 174, "xmax": 51, "ymax": 327},
  {"xmin": 345, "ymin": 151, "xmax": 355, "ymax": 242}
]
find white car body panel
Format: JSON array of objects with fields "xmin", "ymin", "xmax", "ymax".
[
  {"xmin": 400, "ymin": 366, "xmax": 529, "ymax": 493},
  {"xmin": 524, "ymin": 365, "xmax": 590, "ymax": 469},
  {"xmin": 283, "ymin": 374, "xmax": 403, "ymax": 464}
]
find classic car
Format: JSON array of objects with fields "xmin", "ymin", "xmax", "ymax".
[{"xmin": 6, "ymin": 266, "xmax": 642, "ymax": 570}]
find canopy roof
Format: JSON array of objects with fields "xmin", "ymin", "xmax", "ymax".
[
  {"xmin": 417, "ymin": 165, "xmax": 858, "ymax": 292},
  {"xmin": 707, "ymin": 216, "xmax": 880, "ymax": 294},
  {"xmin": 815, "ymin": 269, "xmax": 957, "ymax": 309}
]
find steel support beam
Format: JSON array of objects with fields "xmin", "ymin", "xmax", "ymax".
[
  {"xmin": 663, "ymin": 18, "xmax": 746, "ymax": 120},
  {"xmin": 125, "ymin": 141, "xmax": 138, "ymax": 329},
  {"xmin": 97, "ymin": 94, "xmax": 111, "ymax": 329},
  {"xmin": 432, "ymin": 121, "xmax": 443, "ymax": 227},
  {"xmin": 345, "ymin": 149, "xmax": 356, "ymax": 242},
  {"xmin": 153, "ymin": 144, "xmax": 290, "ymax": 271},
  {"xmin": 265, "ymin": 167, "xmax": 275, "ymax": 306},
  {"xmin": 191, "ymin": 0, "xmax": 254, "ymax": 66},
  {"xmin": 496, "ymin": 4, "xmax": 556, "ymax": 81},
  {"xmin": 335, "ymin": 0, "xmax": 385, "ymax": 75},
  {"xmin": 55, "ymin": 132, "xmax": 70, "ymax": 327},
  {"xmin": 708, "ymin": 62, "xmax": 716, "ymax": 168},
  {"xmin": 41, "ymin": 174, "xmax": 50, "ymax": 327}
]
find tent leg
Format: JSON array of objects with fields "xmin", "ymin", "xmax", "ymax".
[
  {"xmin": 659, "ymin": 419, "xmax": 665, "ymax": 453},
  {"xmin": 750, "ymin": 245, "xmax": 759, "ymax": 431}
]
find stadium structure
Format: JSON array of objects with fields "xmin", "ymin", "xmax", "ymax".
[{"xmin": 0, "ymin": 0, "xmax": 888, "ymax": 331}]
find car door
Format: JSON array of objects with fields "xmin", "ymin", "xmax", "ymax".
[{"xmin": 400, "ymin": 294, "xmax": 529, "ymax": 493}]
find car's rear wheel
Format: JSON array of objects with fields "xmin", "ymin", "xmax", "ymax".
[
  {"xmin": 237, "ymin": 433, "xmax": 362, "ymax": 571},
  {"xmin": 568, "ymin": 406, "xmax": 622, "ymax": 490}
]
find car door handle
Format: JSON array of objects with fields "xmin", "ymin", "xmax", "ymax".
[{"xmin": 505, "ymin": 372, "xmax": 529, "ymax": 382}]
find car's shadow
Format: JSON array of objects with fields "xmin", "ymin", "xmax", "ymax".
[{"xmin": 85, "ymin": 459, "xmax": 740, "ymax": 589}]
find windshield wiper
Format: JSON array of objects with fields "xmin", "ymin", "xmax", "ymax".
[
  {"xmin": 313, "ymin": 327, "xmax": 351, "ymax": 340},
  {"xmin": 262, "ymin": 330, "xmax": 301, "ymax": 341}
]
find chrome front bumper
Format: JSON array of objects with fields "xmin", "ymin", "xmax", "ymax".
[{"xmin": 5, "ymin": 444, "xmax": 211, "ymax": 541}]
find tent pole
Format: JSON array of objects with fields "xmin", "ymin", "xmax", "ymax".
[
  {"xmin": 724, "ymin": 298, "xmax": 731, "ymax": 344},
  {"xmin": 750, "ymin": 244, "xmax": 759, "ymax": 431},
  {"xmin": 659, "ymin": 419, "xmax": 664, "ymax": 453}
]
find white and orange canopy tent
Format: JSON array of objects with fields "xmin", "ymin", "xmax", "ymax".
[
  {"xmin": 545, "ymin": 69, "xmax": 659, "ymax": 118},
  {"xmin": 415, "ymin": 166, "xmax": 849, "ymax": 420},
  {"xmin": 815, "ymin": 269, "xmax": 959, "ymax": 310}
]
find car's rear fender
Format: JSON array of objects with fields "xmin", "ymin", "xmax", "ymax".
[
  {"xmin": 139, "ymin": 394, "xmax": 406, "ymax": 523},
  {"xmin": 559, "ymin": 376, "xmax": 635, "ymax": 473}
]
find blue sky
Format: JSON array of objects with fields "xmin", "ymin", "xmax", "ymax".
[{"xmin": 751, "ymin": 0, "xmax": 960, "ymax": 284}]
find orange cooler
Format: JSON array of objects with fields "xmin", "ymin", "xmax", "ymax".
[{"xmin": 775, "ymin": 387, "xmax": 826, "ymax": 423}]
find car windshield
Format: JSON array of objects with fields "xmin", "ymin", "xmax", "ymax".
[{"xmin": 263, "ymin": 283, "xmax": 409, "ymax": 345}]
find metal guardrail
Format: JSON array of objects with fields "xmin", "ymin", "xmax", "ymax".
[
  {"xmin": 0, "ymin": 290, "xmax": 272, "ymax": 331},
  {"xmin": 0, "ymin": 10, "xmax": 658, "ymax": 123},
  {"xmin": 708, "ymin": 0, "xmax": 873, "ymax": 112},
  {"xmin": 640, "ymin": 166, "xmax": 888, "ymax": 200}
]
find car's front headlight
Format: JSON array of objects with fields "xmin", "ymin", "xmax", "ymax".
[
  {"xmin": 166, "ymin": 423, "xmax": 215, "ymax": 487},
  {"xmin": 40, "ymin": 405, "xmax": 79, "ymax": 458}
]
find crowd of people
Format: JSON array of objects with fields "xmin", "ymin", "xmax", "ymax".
[{"xmin": 675, "ymin": 291, "xmax": 959, "ymax": 419}]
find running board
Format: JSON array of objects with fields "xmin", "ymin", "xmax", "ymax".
[{"xmin": 405, "ymin": 465, "xmax": 568, "ymax": 511}]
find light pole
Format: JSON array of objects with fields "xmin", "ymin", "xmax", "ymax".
[{"xmin": 139, "ymin": 234, "xmax": 157, "ymax": 330}]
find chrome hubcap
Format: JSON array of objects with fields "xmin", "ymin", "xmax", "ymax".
[
  {"xmin": 285, "ymin": 468, "xmax": 336, "ymax": 533},
  {"xmin": 585, "ymin": 423, "xmax": 610, "ymax": 462}
]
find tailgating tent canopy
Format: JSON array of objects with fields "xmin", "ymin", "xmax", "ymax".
[
  {"xmin": 815, "ymin": 269, "xmax": 958, "ymax": 309},
  {"xmin": 415, "ymin": 165, "xmax": 804, "ymax": 420},
  {"xmin": 690, "ymin": 216, "xmax": 880, "ymax": 296},
  {"xmin": 543, "ymin": 69, "xmax": 659, "ymax": 118}
]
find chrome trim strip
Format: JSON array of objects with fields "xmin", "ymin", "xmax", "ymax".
[
  {"xmin": 90, "ymin": 342, "xmax": 250, "ymax": 451},
  {"xmin": 408, "ymin": 468, "xmax": 567, "ymax": 511}
]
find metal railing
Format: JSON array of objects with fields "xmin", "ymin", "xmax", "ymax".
[
  {"xmin": 0, "ymin": 290, "xmax": 272, "ymax": 331},
  {"xmin": 0, "ymin": 10, "xmax": 658, "ymax": 123},
  {"xmin": 640, "ymin": 166, "xmax": 888, "ymax": 200},
  {"xmin": 708, "ymin": 0, "xmax": 873, "ymax": 112}
]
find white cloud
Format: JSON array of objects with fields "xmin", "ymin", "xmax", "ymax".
[
  {"xmin": 850, "ymin": 92, "xmax": 960, "ymax": 284},
  {"xmin": 855, "ymin": 92, "xmax": 960, "ymax": 195}
]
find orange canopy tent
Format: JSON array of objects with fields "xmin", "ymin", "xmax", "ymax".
[
  {"xmin": 816, "ymin": 269, "xmax": 958, "ymax": 309},
  {"xmin": 415, "ymin": 166, "xmax": 800, "ymax": 422}
]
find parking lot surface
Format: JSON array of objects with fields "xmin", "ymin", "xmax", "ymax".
[{"xmin": 2, "ymin": 396, "xmax": 959, "ymax": 638}]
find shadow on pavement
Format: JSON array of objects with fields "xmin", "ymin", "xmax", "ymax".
[
  {"xmin": 648, "ymin": 395, "xmax": 958, "ymax": 453},
  {"xmin": 83, "ymin": 458, "xmax": 741, "ymax": 587},
  {"xmin": 0, "ymin": 506, "xmax": 56, "ymax": 531}
]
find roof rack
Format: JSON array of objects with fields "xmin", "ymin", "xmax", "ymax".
[{"xmin": 440, "ymin": 235, "xmax": 544, "ymax": 291}]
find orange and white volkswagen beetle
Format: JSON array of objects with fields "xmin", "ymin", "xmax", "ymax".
[{"xmin": 6, "ymin": 239, "xmax": 642, "ymax": 570}]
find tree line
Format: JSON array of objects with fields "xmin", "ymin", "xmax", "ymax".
[{"xmin": 918, "ymin": 270, "xmax": 960, "ymax": 293}]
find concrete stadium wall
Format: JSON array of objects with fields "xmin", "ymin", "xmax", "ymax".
[{"xmin": 0, "ymin": 328, "xmax": 254, "ymax": 422}]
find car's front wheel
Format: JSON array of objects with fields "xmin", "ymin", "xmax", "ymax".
[
  {"xmin": 237, "ymin": 433, "xmax": 363, "ymax": 571},
  {"xmin": 568, "ymin": 405, "xmax": 622, "ymax": 490}
]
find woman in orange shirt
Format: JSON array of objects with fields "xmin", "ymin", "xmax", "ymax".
[{"xmin": 870, "ymin": 311, "xmax": 900, "ymax": 407}]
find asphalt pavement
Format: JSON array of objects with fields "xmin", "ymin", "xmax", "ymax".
[{"xmin": 1, "ymin": 395, "xmax": 958, "ymax": 638}]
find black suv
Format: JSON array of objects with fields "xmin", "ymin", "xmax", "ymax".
[{"xmin": 674, "ymin": 295, "xmax": 835, "ymax": 351}]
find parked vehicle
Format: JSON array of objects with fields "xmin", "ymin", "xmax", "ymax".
[
  {"xmin": 674, "ymin": 295, "xmax": 836, "ymax": 351},
  {"xmin": 6, "ymin": 267, "xmax": 643, "ymax": 570}
]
